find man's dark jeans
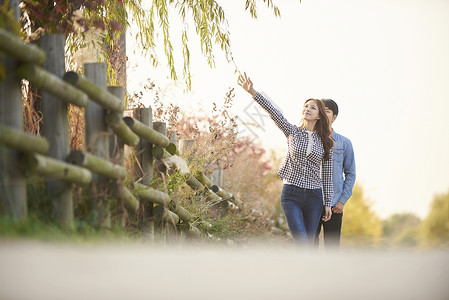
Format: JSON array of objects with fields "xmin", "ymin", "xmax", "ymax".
[{"xmin": 314, "ymin": 207, "xmax": 343, "ymax": 249}]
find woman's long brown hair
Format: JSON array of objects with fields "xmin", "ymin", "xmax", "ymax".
[{"xmin": 303, "ymin": 99, "xmax": 334, "ymax": 161}]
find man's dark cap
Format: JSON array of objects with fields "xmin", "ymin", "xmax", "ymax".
[{"xmin": 322, "ymin": 99, "xmax": 339, "ymax": 116}]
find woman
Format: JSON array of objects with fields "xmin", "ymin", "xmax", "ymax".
[{"xmin": 238, "ymin": 73, "xmax": 334, "ymax": 246}]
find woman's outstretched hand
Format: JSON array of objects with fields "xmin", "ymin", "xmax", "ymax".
[{"xmin": 238, "ymin": 72, "xmax": 257, "ymax": 97}]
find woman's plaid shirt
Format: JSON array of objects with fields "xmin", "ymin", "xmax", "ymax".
[{"xmin": 253, "ymin": 93, "xmax": 333, "ymax": 207}]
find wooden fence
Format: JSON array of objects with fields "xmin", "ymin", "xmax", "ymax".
[{"xmin": 0, "ymin": 24, "xmax": 243, "ymax": 240}]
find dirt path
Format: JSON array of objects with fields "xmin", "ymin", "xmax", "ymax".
[{"xmin": 0, "ymin": 240, "xmax": 448, "ymax": 300}]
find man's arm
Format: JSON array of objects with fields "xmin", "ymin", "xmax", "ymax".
[{"xmin": 339, "ymin": 138, "xmax": 356, "ymax": 205}]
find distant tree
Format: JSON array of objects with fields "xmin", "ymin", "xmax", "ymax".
[
  {"xmin": 420, "ymin": 189, "xmax": 449, "ymax": 248},
  {"xmin": 341, "ymin": 184, "xmax": 383, "ymax": 247},
  {"xmin": 382, "ymin": 213, "xmax": 421, "ymax": 248}
]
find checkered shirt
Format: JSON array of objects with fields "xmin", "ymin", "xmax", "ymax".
[{"xmin": 253, "ymin": 93, "xmax": 333, "ymax": 207}]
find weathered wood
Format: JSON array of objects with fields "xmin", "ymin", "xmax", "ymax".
[
  {"xmin": 83, "ymin": 63, "xmax": 110, "ymax": 228},
  {"xmin": 203, "ymin": 189, "xmax": 222, "ymax": 204},
  {"xmin": 0, "ymin": 125, "xmax": 49, "ymax": 154},
  {"xmin": 83, "ymin": 63, "xmax": 109, "ymax": 157},
  {"xmin": 0, "ymin": 27, "xmax": 46, "ymax": 65},
  {"xmin": 153, "ymin": 205, "xmax": 180, "ymax": 225},
  {"xmin": 17, "ymin": 64, "xmax": 89, "ymax": 107},
  {"xmin": 21, "ymin": 153, "xmax": 92, "ymax": 186},
  {"xmin": 185, "ymin": 174, "xmax": 205, "ymax": 191},
  {"xmin": 63, "ymin": 71, "xmax": 123, "ymax": 113},
  {"xmin": 133, "ymin": 108, "xmax": 153, "ymax": 185},
  {"xmin": 211, "ymin": 167, "xmax": 223, "ymax": 187},
  {"xmin": 107, "ymin": 88, "xmax": 126, "ymax": 227},
  {"xmin": 178, "ymin": 222, "xmax": 202, "ymax": 238},
  {"xmin": 40, "ymin": 34, "xmax": 73, "ymax": 228},
  {"xmin": 0, "ymin": 0, "xmax": 26, "ymax": 219},
  {"xmin": 152, "ymin": 122, "xmax": 167, "ymax": 136},
  {"xmin": 133, "ymin": 183, "xmax": 170, "ymax": 206},
  {"xmin": 168, "ymin": 200, "xmax": 193, "ymax": 223},
  {"xmin": 105, "ymin": 112, "xmax": 139, "ymax": 147},
  {"xmin": 67, "ymin": 150, "xmax": 126, "ymax": 180},
  {"xmin": 179, "ymin": 139, "xmax": 195, "ymax": 156},
  {"xmin": 194, "ymin": 171, "xmax": 211, "ymax": 188},
  {"xmin": 107, "ymin": 86, "xmax": 125, "ymax": 161},
  {"xmin": 165, "ymin": 143, "xmax": 177, "ymax": 155},
  {"xmin": 123, "ymin": 117, "xmax": 170, "ymax": 147},
  {"xmin": 131, "ymin": 108, "xmax": 154, "ymax": 239},
  {"xmin": 168, "ymin": 131, "xmax": 179, "ymax": 155},
  {"xmin": 168, "ymin": 131, "xmax": 177, "ymax": 145},
  {"xmin": 210, "ymin": 185, "xmax": 233, "ymax": 201},
  {"xmin": 151, "ymin": 145, "xmax": 172, "ymax": 160},
  {"xmin": 210, "ymin": 185, "xmax": 243, "ymax": 208},
  {"xmin": 117, "ymin": 183, "xmax": 139, "ymax": 212}
]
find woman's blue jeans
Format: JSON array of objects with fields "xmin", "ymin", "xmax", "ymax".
[{"xmin": 280, "ymin": 184, "xmax": 324, "ymax": 246}]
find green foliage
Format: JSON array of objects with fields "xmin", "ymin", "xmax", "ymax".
[
  {"xmin": 341, "ymin": 184, "xmax": 383, "ymax": 247},
  {"xmin": 420, "ymin": 189, "xmax": 449, "ymax": 248},
  {"xmin": 0, "ymin": 0, "xmax": 21, "ymax": 33},
  {"xmin": 1, "ymin": 0, "xmax": 22, "ymax": 80},
  {"xmin": 20, "ymin": 0, "xmax": 284, "ymax": 89},
  {"xmin": 382, "ymin": 213, "xmax": 421, "ymax": 248},
  {"xmin": 245, "ymin": 0, "xmax": 281, "ymax": 18},
  {"xmin": 0, "ymin": 179, "xmax": 135, "ymax": 242}
]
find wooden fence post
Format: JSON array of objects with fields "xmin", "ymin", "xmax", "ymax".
[
  {"xmin": 168, "ymin": 131, "xmax": 177, "ymax": 147},
  {"xmin": 0, "ymin": 0, "xmax": 27, "ymax": 220},
  {"xmin": 84, "ymin": 63, "xmax": 110, "ymax": 228},
  {"xmin": 179, "ymin": 139, "xmax": 195, "ymax": 159},
  {"xmin": 135, "ymin": 108, "xmax": 153, "ymax": 185},
  {"xmin": 107, "ymin": 86, "xmax": 124, "ymax": 163},
  {"xmin": 133, "ymin": 108, "xmax": 154, "ymax": 241},
  {"xmin": 152, "ymin": 122, "xmax": 173, "ymax": 242},
  {"xmin": 211, "ymin": 167, "xmax": 223, "ymax": 187},
  {"xmin": 40, "ymin": 33, "xmax": 73, "ymax": 229}
]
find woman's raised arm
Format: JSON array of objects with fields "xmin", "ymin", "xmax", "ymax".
[{"xmin": 238, "ymin": 73, "xmax": 294, "ymax": 137}]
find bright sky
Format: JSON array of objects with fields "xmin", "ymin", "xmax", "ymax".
[{"xmin": 127, "ymin": 0, "xmax": 449, "ymax": 219}]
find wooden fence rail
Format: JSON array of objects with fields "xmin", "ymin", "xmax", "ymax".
[{"xmin": 0, "ymin": 23, "xmax": 243, "ymax": 240}]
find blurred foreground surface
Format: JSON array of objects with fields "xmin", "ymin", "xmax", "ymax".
[{"xmin": 0, "ymin": 240, "xmax": 448, "ymax": 300}]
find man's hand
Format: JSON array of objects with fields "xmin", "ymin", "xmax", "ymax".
[
  {"xmin": 322, "ymin": 206, "xmax": 332, "ymax": 222},
  {"xmin": 332, "ymin": 201, "xmax": 344, "ymax": 214},
  {"xmin": 238, "ymin": 72, "xmax": 257, "ymax": 97}
]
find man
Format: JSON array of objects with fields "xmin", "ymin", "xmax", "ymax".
[{"xmin": 315, "ymin": 99, "xmax": 356, "ymax": 249}]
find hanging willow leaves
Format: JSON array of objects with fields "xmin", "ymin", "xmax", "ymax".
[{"xmin": 19, "ymin": 0, "xmax": 285, "ymax": 89}]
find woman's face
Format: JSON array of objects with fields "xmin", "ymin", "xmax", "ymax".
[{"xmin": 302, "ymin": 100, "xmax": 320, "ymax": 122}]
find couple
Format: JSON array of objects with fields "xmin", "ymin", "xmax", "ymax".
[{"xmin": 238, "ymin": 73, "xmax": 356, "ymax": 249}]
